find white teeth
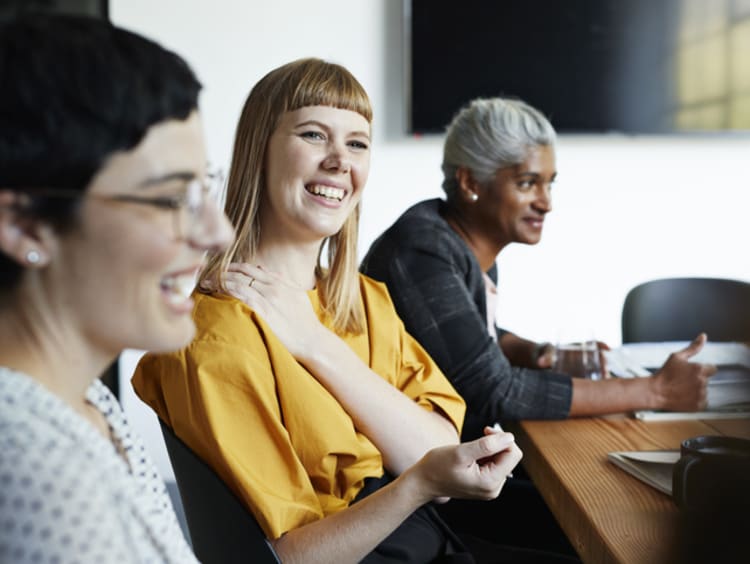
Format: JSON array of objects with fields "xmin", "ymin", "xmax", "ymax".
[
  {"xmin": 165, "ymin": 291, "xmax": 186, "ymax": 306},
  {"xmin": 307, "ymin": 184, "xmax": 344, "ymax": 201},
  {"xmin": 161, "ymin": 275, "xmax": 195, "ymax": 305}
]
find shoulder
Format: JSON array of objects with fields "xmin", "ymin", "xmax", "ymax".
[
  {"xmin": 357, "ymin": 274, "xmax": 398, "ymax": 314},
  {"xmin": 0, "ymin": 371, "xmax": 82, "ymax": 464},
  {"xmin": 133, "ymin": 291, "xmax": 272, "ymax": 402},
  {"xmin": 0, "ymin": 398, "xmax": 115, "ymax": 527},
  {"xmin": 357, "ymin": 273, "xmax": 391, "ymax": 300},
  {"xmin": 364, "ymin": 199, "xmax": 470, "ymax": 267},
  {"xmin": 138, "ymin": 292, "xmax": 286, "ymax": 372},
  {"xmin": 356, "ymin": 274, "xmax": 404, "ymax": 324},
  {"xmin": 149, "ymin": 291, "xmax": 270, "ymax": 356},
  {"xmin": 191, "ymin": 291, "xmax": 257, "ymax": 343},
  {"xmin": 380, "ymin": 199, "xmax": 452, "ymax": 241}
]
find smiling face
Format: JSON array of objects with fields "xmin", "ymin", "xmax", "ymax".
[
  {"xmin": 49, "ymin": 111, "xmax": 234, "ymax": 355},
  {"xmin": 475, "ymin": 144, "xmax": 556, "ymax": 248},
  {"xmin": 260, "ymin": 105, "xmax": 371, "ymax": 245}
]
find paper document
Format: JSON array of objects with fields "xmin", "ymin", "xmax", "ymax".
[
  {"xmin": 607, "ymin": 450, "xmax": 680, "ymax": 495},
  {"xmin": 633, "ymin": 409, "xmax": 750, "ymax": 422},
  {"xmin": 605, "ymin": 342, "xmax": 750, "ymax": 419},
  {"xmin": 605, "ymin": 341, "xmax": 750, "ymax": 376}
]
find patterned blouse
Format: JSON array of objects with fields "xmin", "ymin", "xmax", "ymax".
[{"xmin": 0, "ymin": 366, "xmax": 196, "ymax": 563}]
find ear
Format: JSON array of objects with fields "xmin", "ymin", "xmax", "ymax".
[
  {"xmin": 0, "ymin": 190, "xmax": 52, "ymax": 268},
  {"xmin": 455, "ymin": 168, "xmax": 480, "ymax": 203}
]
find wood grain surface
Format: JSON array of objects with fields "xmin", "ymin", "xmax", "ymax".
[{"xmin": 508, "ymin": 415, "xmax": 750, "ymax": 564}]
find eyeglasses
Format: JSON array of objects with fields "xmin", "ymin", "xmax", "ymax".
[{"xmin": 11, "ymin": 168, "xmax": 225, "ymax": 239}]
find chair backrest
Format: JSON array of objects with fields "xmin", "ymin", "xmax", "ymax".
[
  {"xmin": 621, "ymin": 277, "xmax": 750, "ymax": 343},
  {"xmin": 159, "ymin": 420, "xmax": 280, "ymax": 564}
]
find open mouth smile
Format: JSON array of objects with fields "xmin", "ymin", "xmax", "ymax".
[
  {"xmin": 160, "ymin": 271, "xmax": 197, "ymax": 309},
  {"xmin": 305, "ymin": 183, "xmax": 345, "ymax": 202}
]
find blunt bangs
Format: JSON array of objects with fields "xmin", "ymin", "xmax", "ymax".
[{"xmin": 277, "ymin": 60, "xmax": 372, "ymax": 124}]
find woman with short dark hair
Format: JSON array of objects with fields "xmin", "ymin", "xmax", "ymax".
[{"xmin": 0, "ymin": 15, "xmax": 233, "ymax": 562}]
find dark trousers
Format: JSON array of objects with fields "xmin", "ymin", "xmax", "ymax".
[
  {"xmin": 436, "ymin": 467, "xmax": 580, "ymax": 561},
  {"xmin": 357, "ymin": 472, "xmax": 581, "ymax": 563}
]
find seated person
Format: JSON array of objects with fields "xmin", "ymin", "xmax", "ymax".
[
  {"xmin": 0, "ymin": 15, "xmax": 233, "ymax": 562},
  {"xmin": 361, "ymin": 96, "xmax": 716, "ymax": 440},
  {"xmin": 133, "ymin": 59, "xmax": 529, "ymax": 564}
]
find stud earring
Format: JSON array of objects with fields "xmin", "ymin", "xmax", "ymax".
[
  {"xmin": 26, "ymin": 249, "xmax": 41, "ymax": 264},
  {"xmin": 470, "ymin": 193, "xmax": 478, "ymax": 202}
]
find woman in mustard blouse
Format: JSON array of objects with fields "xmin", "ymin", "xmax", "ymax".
[{"xmin": 133, "ymin": 58, "xmax": 523, "ymax": 563}]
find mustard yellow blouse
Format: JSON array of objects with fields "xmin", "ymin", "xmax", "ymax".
[{"xmin": 132, "ymin": 274, "xmax": 465, "ymax": 539}]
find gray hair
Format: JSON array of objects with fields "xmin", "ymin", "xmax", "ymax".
[{"xmin": 441, "ymin": 97, "xmax": 556, "ymax": 200}]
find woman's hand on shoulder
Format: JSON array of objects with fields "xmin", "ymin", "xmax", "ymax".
[
  {"xmin": 404, "ymin": 426, "xmax": 522, "ymax": 505},
  {"xmin": 202, "ymin": 262, "xmax": 327, "ymax": 360}
]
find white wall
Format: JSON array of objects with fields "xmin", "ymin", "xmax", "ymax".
[{"xmin": 111, "ymin": 0, "xmax": 750, "ymax": 479}]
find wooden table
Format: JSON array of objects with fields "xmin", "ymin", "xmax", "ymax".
[{"xmin": 508, "ymin": 415, "xmax": 750, "ymax": 564}]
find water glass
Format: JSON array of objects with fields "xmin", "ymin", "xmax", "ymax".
[{"xmin": 553, "ymin": 339, "xmax": 603, "ymax": 380}]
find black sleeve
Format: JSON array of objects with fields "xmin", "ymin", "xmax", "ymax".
[{"xmin": 362, "ymin": 228, "xmax": 572, "ymax": 440}]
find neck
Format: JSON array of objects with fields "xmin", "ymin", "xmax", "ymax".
[
  {"xmin": 443, "ymin": 202, "xmax": 508, "ymax": 272},
  {"xmin": 0, "ymin": 293, "xmax": 113, "ymax": 414},
  {"xmin": 254, "ymin": 238, "xmax": 321, "ymax": 289}
]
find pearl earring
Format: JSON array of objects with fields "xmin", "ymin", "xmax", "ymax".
[
  {"xmin": 470, "ymin": 193, "xmax": 478, "ymax": 202},
  {"xmin": 26, "ymin": 249, "xmax": 41, "ymax": 264}
]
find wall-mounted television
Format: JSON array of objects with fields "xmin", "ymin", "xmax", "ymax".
[
  {"xmin": 0, "ymin": 0, "xmax": 108, "ymax": 21},
  {"xmin": 408, "ymin": 0, "xmax": 750, "ymax": 134}
]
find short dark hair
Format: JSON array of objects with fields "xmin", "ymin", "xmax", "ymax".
[{"xmin": 0, "ymin": 14, "xmax": 202, "ymax": 290}]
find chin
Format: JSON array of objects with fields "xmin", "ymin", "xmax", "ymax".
[{"xmin": 520, "ymin": 233, "xmax": 543, "ymax": 246}]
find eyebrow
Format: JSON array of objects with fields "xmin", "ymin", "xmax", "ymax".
[
  {"xmin": 137, "ymin": 171, "xmax": 196, "ymax": 189},
  {"xmin": 295, "ymin": 119, "xmax": 371, "ymax": 140},
  {"xmin": 516, "ymin": 171, "xmax": 557, "ymax": 181}
]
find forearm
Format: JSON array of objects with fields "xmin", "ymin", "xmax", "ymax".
[
  {"xmin": 271, "ymin": 470, "xmax": 427, "ymax": 564},
  {"xmin": 569, "ymin": 376, "xmax": 658, "ymax": 416},
  {"xmin": 499, "ymin": 332, "xmax": 540, "ymax": 368},
  {"xmin": 301, "ymin": 329, "xmax": 459, "ymax": 474},
  {"xmin": 272, "ymin": 430, "xmax": 522, "ymax": 564}
]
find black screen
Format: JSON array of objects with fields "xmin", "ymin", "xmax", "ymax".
[{"xmin": 410, "ymin": 0, "xmax": 750, "ymax": 134}]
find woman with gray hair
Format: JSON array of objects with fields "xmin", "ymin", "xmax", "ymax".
[
  {"xmin": 441, "ymin": 98, "xmax": 556, "ymax": 203},
  {"xmin": 362, "ymin": 95, "xmax": 715, "ymax": 556},
  {"xmin": 362, "ymin": 96, "xmax": 714, "ymax": 439}
]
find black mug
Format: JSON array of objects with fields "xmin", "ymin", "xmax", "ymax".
[{"xmin": 672, "ymin": 435, "xmax": 750, "ymax": 510}]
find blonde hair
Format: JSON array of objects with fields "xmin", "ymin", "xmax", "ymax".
[{"xmin": 201, "ymin": 58, "xmax": 372, "ymax": 335}]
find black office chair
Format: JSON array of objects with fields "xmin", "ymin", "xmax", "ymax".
[
  {"xmin": 621, "ymin": 277, "xmax": 750, "ymax": 343},
  {"xmin": 159, "ymin": 420, "xmax": 281, "ymax": 564}
]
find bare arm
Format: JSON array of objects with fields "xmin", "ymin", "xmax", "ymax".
[
  {"xmin": 271, "ymin": 430, "xmax": 522, "ymax": 564},
  {"xmin": 499, "ymin": 332, "xmax": 543, "ymax": 368},
  {"xmin": 304, "ymin": 328, "xmax": 459, "ymax": 473},
  {"xmin": 569, "ymin": 333, "xmax": 716, "ymax": 416},
  {"xmin": 214, "ymin": 263, "xmax": 459, "ymax": 475}
]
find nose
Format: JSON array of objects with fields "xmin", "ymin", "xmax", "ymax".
[
  {"xmin": 534, "ymin": 184, "xmax": 552, "ymax": 213},
  {"xmin": 188, "ymin": 198, "xmax": 235, "ymax": 252},
  {"xmin": 322, "ymin": 142, "xmax": 351, "ymax": 173}
]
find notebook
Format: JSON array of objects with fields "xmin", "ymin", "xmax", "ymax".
[
  {"xmin": 605, "ymin": 342, "xmax": 750, "ymax": 420},
  {"xmin": 607, "ymin": 450, "xmax": 681, "ymax": 495}
]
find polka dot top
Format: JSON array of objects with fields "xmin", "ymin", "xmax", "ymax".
[{"xmin": 0, "ymin": 366, "xmax": 197, "ymax": 563}]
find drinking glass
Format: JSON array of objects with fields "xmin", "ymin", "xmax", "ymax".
[{"xmin": 553, "ymin": 334, "xmax": 603, "ymax": 380}]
